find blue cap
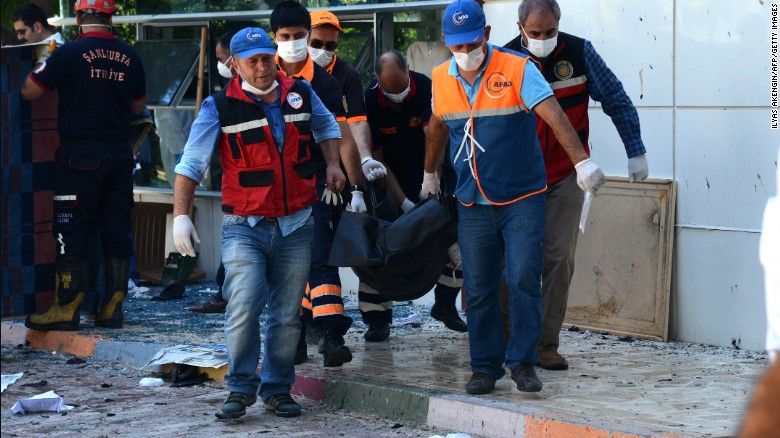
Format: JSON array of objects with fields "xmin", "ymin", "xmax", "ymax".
[
  {"xmin": 230, "ymin": 27, "xmax": 275, "ymax": 58},
  {"xmin": 441, "ymin": 0, "xmax": 485, "ymax": 46}
]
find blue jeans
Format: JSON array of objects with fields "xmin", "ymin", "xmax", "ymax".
[
  {"xmin": 221, "ymin": 214, "xmax": 313, "ymax": 400},
  {"xmin": 457, "ymin": 195, "xmax": 545, "ymax": 379}
]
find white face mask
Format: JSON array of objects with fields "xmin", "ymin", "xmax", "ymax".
[
  {"xmin": 217, "ymin": 59, "xmax": 233, "ymax": 79},
  {"xmin": 382, "ymin": 80, "xmax": 410, "ymax": 103},
  {"xmin": 452, "ymin": 44, "xmax": 485, "ymax": 72},
  {"xmin": 308, "ymin": 47, "xmax": 334, "ymax": 67},
  {"xmin": 237, "ymin": 67, "xmax": 278, "ymax": 95},
  {"xmin": 521, "ymin": 25, "xmax": 558, "ymax": 58},
  {"xmin": 277, "ymin": 37, "xmax": 309, "ymax": 63}
]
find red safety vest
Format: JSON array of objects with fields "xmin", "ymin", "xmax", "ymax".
[{"xmin": 215, "ymin": 73, "xmax": 316, "ymax": 217}]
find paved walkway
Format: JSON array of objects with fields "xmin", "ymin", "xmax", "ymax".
[{"xmin": 1, "ymin": 285, "xmax": 768, "ymax": 438}]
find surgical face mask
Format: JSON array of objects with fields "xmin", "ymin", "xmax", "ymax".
[
  {"xmin": 217, "ymin": 59, "xmax": 233, "ymax": 78},
  {"xmin": 276, "ymin": 37, "xmax": 308, "ymax": 63},
  {"xmin": 382, "ymin": 80, "xmax": 410, "ymax": 103},
  {"xmin": 452, "ymin": 43, "xmax": 485, "ymax": 72},
  {"xmin": 308, "ymin": 47, "xmax": 334, "ymax": 67},
  {"xmin": 521, "ymin": 25, "xmax": 558, "ymax": 58},
  {"xmin": 237, "ymin": 67, "xmax": 278, "ymax": 95}
]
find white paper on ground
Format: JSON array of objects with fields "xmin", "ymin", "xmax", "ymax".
[
  {"xmin": 579, "ymin": 191, "xmax": 593, "ymax": 233},
  {"xmin": 1, "ymin": 373, "xmax": 24, "ymax": 393},
  {"xmin": 138, "ymin": 377, "xmax": 165, "ymax": 387},
  {"xmin": 11, "ymin": 390, "xmax": 73, "ymax": 414},
  {"xmin": 391, "ymin": 312, "xmax": 422, "ymax": 327},
  {"xmin": 146, "ymin": 344, "xmax": 228, "ymax": 369}
]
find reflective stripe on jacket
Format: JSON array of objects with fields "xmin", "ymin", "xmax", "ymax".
[
  {"xmin": 432, "ymin": 47, "xmax": 546, "ymax": 206},
  {"xmin": 215, "ymin": 73, "xmax": 316, "ymax": 217}
]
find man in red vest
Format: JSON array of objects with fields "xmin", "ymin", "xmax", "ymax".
[
  {"xmin": 504, "ymin": 0, "xmax": 649, "ymax": 371},
  {"xmin": 172, "ymin": 27, "xmax": 344, "ymax": 419}
]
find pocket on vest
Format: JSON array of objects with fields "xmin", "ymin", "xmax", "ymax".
[
  {"xmin": 292, "ymin": 161, "xmax": 315, "ymax": 180},
  {"xmin": 238, "ymin": 170, "xmax": 274, "ymax": 187}
]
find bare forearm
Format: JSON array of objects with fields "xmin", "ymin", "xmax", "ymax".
[
  {"xmin": 319, "ymin": 138, "xmax": 342, "ymax": 168},
  {"xmin": 173, "ymin": 174, "xmax": 198, "ymax": 217},
  {"xmin": 338, "ymin": 122, "xmax": 363, "ymax": 184},
  {"xmin": 534, "ymin": 97, "xmax": 588, "ymax": 165},
  {"xmin": 424, "ymin": 116, "xmax": 448, "ymax": 173},
  {"xmin": 349, "ymin": 120, "xmax": 374, "ymax": 160},
  {"xmin": 375, "ymin": 149, "xmax": 406, "ymax": 204}
]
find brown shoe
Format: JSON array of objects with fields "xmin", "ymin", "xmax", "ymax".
[
  {"xmin": 537, "ymin": 347, "xmax": 569, "ymax": 370},
  {"xmin": 188, "ymin": 296, "xmax": 227, "ymax": 313},
  {"xmin": 465, "ymin": 372, "xmax": 496, "ymax": 395},
  {"xmin": 511, "ymin": 363, "xmax": 542, "ymax": 392}
]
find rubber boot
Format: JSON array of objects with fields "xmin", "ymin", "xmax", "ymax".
[
  {"xmin": 95, "ymin": 257, "xmax": 130, "ymax": 328},
  {"xmin": 25, "ymin": 257, "xmax": 88, "ymax": 331},
  {"xmin": 430, "ymin": 284, "xmax": 468, "ymax": 332},
  {"xmin": 322, "ymin": 330, "xmax": 352, "ymax": 367}
]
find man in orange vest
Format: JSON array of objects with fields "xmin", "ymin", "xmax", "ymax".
[{"xmin": 423, "ymin": 0, "xmax": 605, "ymax": 395}]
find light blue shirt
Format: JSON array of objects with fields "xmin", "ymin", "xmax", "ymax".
[
  {"xmin": 175, "ymin": 79, "xmax": 340, "ymax": 235},
  {"xmin": 444, "ymin": 42, "xmax": 553, "ymax": 204}
]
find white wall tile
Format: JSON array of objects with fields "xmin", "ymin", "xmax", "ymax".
[
  {"xmin": 589, "ymin": 108, "xmax": 673, "ymax": 179},
  {"xmin": 672, "ymin": 228, "xmax": 765, "ymax": 350},
  {"xmin": 675, "ymin": 109, "xmax": 778, "ymax": 230},
  {"xmin": 676, "ymin": 0, "xmax": 771, "ymax": 106}
]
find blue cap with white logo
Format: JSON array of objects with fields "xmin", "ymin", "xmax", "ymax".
[
  {"xmin": 230, "ymin": 27, "xmax": 276, "ymax": 58},
  {"xmin": 441, "ymin": 0, "xmax": 486, "ymax": 46}
]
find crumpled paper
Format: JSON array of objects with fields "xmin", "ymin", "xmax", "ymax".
[
  {"xmin": 11, "ymin": 390, "xmax": 74, "ymax": 414},
  {"xmin": 391, "ymin": 312, "xmax": 422, "ymax": 328},
  {"xmin": 1, "ymin": 373, "xmax": 23, "ymax": 393}
]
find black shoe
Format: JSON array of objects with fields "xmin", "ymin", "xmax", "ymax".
[
  {"xmin": 511, "ymin": 363, "xmax": 543, "ymax": 392},
  {"xmin": 263, "ymin": 393, "xmax": 301, "ymax": 417},
  {"xmin": 465, "ymin": 372, "xmax": 496, "ymax": 395},
  {"xmin": 294, "ymin": 329, "xmax": 308, "ymax": 365},
  {"xmin": 430, "ymin": 303, "xmax": 468, "ymax": 332},
  {"xmin": 322, "ymin": 332, "xmax": 352, "ymax": 367},
  {"xmin": 216, "ymin": 392, "xmax": 257, "ymax": 419},
  {"xmin": 364, "ymin": 323, "xmax": 390, "ymax": 342}
]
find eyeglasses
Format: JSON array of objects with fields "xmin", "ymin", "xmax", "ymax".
[
  {"xmin": 309, "ymin": 39, "xmax": 338, "ymax": 51},
  {"xmin": 16, "ymin": 27, "xmax": 31, "ymax": 36}
]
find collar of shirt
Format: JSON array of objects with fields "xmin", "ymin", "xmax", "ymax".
[
  {"xmin": 76, "ymin": 31, "xmax": 116, "ymax": 40},
  {"xmin": 275, "ymin": 53, "xmax": 315, "ymax": 82},
  {"xmin": 447, "ymin": 42, "xmax": 493, "ymax": 106},
  {"xmin": 377, "ymin": 71, "xmax": 418, "ymax": 108}
]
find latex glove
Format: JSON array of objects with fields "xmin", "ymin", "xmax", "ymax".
[
  {"xmin": 173, "ymin": 215, "xmax": 199, "ymax": 257},
  {"xmin": 35, "ymin": 44, "xmax": 52, "ymax": 65},
  {"xmin": 419, "ymin": 171, "xmax": 439, "ymax": 199},
  {"xmin": 350, "ymin": 191, "xmax": 367, "ymax": 213},
  {"xmin": 400, "ymin": 198, "xmax": 415, "ymax": 213},
  {"xmin": 361, "ymin": 156, "xmax": 387, "ymax": 182},
  {"xmin": 322, "ymin": 187, "xmax": 343, "ymax": 206},
  {"xmin": 446, "ymin": 243, "xmax": 462, "ymax": 270},
  {"xmin": 628, "ymin": 154, "xmax": 649, "ymax": 182},
  {"xmin": 574, "ymin": 158, "xmax": 606, "ymax": 194}
]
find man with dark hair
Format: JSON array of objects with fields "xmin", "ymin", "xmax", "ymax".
[
  {"xmin": 11, "ymin": 3, "xmax": 64, "ymax": 65},
  {"xmin": 359, "ymin": 50, "xmax": 467, "ymax": 342},
  {"xmin": 173, "ymin": 27, "xmax": 343, "ymax": 419},
  {"xmin": 504, "ymin": 0, "xmax": 648, "ymax": 371},
  {"xmin": 270, "ymin": 0, "xmax": 358, "ymax": 369},
  {"xmin": 21, "ymin": 0, "xmax": 146, "ymax": 332}
]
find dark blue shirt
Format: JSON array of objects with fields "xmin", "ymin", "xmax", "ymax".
[{"xmin": 31, "ymin": 32, "xmax": 146, "ymax": 145}]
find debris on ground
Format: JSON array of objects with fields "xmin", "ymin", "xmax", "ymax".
[
  {"xmin": 11, "ymin": 390, "xmax": 73, "ymax": 414},
  {"xmin": 1, "ymin": 373, "xmax": 24, "ymax": 393}
]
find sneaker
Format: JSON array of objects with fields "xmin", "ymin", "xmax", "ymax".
[
  {"xmin": 363, "ymin": 323, "xmax": 390, "ymax": 342},
  {"xmin": 263, "ymin": 393, "xmax": 301, "ymax": 417},
  {"xmin": 430, "ymin": 302, "xmax": 468, "ymax": 332},
  {"xmin": 216, "ymin": 392, "xmax": 257, "ymax": 419},
  {"xmin": 537, "ymin": 347, "xmax": 569, "ymax": 370},
  {"xmin": 511, "ymin": 363, "xmax": 543, "ymax": 392},
  {"xmin": 465, "ymin": 372, "xmax": 496, "ymax": 395}
]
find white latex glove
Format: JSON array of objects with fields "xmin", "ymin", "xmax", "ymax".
[
  {"xmin": 400, "ymin": 198, "xmax": 415, "ymax": 213},
  {"xmin": 350, "ymin": 191, "xmax": 367, "ymax": 213},
  {"xmin": 628, "ymin": 154, "xmax": 649, "ymax": 182},
  {"xmin": 321, "ymin": 187, "xmax": 343, "ymax": 206},
  {"xmin": 574, "ymin": 158, "xmax": 606, "ymax": 194},
  {"xmin": 35, "ymin": 43, "xmax": 52, "ymax": 65},
  {"xmin": 419, "ymin": 171, "xmax": 439, "ymax": 199},
  {"xmin": 361, "ymin": 156, "xmax": 387, "ymax": 182},
  {"xmin": 173, "ymin": 215, "xmax": 199, "ymax": 257}
]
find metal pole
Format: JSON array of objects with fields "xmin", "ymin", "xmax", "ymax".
[{"xmin": 194, "ymin": 26, "xmax": 208, "ymax": 118}]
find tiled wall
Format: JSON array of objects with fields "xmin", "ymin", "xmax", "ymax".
[{"xmin": 485, "ymin": 0, "xmax": 779, "ymax": 350}]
